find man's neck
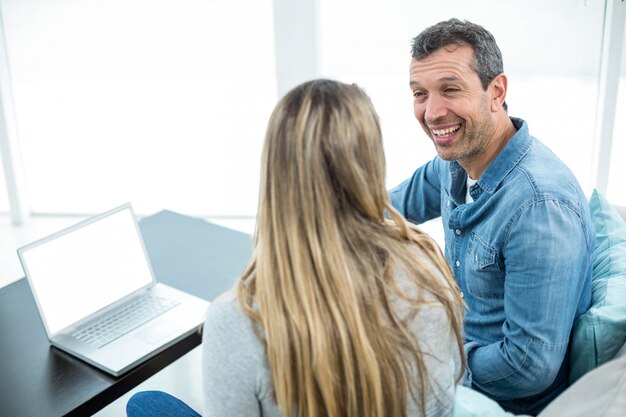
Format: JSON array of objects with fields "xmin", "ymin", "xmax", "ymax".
[{"xmin": 462, "ymin": 116, "xmax": 517, "ymax": 179}]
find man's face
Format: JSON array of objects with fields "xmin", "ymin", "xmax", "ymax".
[{"xmin": 409, "ymin": 45, "xmax": 495, "ymax": 164}]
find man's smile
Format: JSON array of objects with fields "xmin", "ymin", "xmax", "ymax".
[{"xmin": 429, "ymin": 123, "xmax": 462, "ymax": 146}]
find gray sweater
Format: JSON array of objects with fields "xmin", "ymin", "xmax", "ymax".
[{"xmin": 202, "ymin": 273, "xmax": 460, "ymax": 417}]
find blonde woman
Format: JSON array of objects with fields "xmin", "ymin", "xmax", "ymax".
[{"xmin": 127, "ymin": 79, "xmax": 465, "ymax": 417}]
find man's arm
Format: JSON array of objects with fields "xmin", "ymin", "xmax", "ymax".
[
  {"xmin": 464, "ymin": 198, "xmax": 593, "ymax": 400},
  {"xmin": 388, "ymin": 157, "xmax": 444, "ymax": 223}
]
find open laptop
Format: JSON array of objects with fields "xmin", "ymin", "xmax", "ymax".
[{"xmin": 17, "ymin": 203, "xmax": 210, "ymax": 376}]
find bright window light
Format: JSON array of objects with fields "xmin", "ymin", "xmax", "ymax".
[
  {"xmin": 3, "ymin": 0, "xmax": 276, "ymax": 217},
  {"xmin": 0, "ymin": 0, "xmax": 618, "ymax": 218},
  {"xmin": 607, "ymin": 29, "xmax": 626, "ymax": 207},
  {"xmin": 0, "ymin": 159, "xmax": 7, "ymax": 211}
]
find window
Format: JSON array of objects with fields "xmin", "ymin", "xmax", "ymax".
[
  {"xmin": 0, "ymin": 0, "xmax": 621, "ymax": 219},
  {"xmin": 2, "ymin": 0, "xmax": 276, "ymax": 217},
  {"xmin": 607, "ymin": 17, "xmax": 626, "ymax": 207},
  {"xmin": 0, "ymin": 160, "xmax": 8, "ymax": 212}
]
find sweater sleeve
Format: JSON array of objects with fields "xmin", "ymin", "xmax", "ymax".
[
  {"xmin": 395, "ymin": 260, "xmax": 461, "ymax": 417},
  {"xmin": 414, "ymin": 303, "xmax": 461, "ymax": 417},
  {"xmin": 201, "ymin": 292, "xmax": 275, "ymax": 417}
]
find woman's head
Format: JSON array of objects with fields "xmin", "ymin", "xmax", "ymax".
[{"xmin": 259, "ymin": 79, "xmax": 387, "ymax": 235}]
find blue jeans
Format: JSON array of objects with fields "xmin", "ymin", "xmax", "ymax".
[{"xmin": 126, "ymin": 391, "xmax": 201, "ymax": 417}]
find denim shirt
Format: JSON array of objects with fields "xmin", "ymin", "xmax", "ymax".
[{"xmin": 389, "ymin": 118, "xmax": 593, "ymax": 415}]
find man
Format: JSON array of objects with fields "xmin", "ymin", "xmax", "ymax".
[{"xmin": 389, "ymin": 19, "xmax": 593, "ymax": 415}]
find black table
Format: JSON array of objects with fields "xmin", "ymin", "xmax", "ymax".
[{"xmin": 0, "ymin": 210, "xmax": 252, "ymax": 417}]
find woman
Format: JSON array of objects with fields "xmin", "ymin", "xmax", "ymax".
[{"xmin": 128, "ymin": 79, "xmax": 465, "ymax": 417}]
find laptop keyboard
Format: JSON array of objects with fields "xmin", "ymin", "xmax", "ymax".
[{"xmin": 71, "ymin": 292, "xmax": 180, "ymax": 348}]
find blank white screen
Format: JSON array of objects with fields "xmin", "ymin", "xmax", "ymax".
[{"xmin": 20, "ymin": 207, "xmax": 153, "ymax": 335}]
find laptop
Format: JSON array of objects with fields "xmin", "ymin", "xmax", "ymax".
[{"xmin": 17, "ymin": 203, "xmax": 210, "ymax": 376}]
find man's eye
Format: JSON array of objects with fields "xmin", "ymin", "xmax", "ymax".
[
  {"xmin": 413, "ymin": 91, "xmax": 425, "ymax": 98},
  {"xmin": 444, "ymin": 88, "xmax": 460, "ymax": 93}
]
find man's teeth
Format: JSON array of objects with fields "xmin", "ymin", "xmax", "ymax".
[{"xmin": 432, "ymin": 125, "xmax": 461, "ymax": 136}]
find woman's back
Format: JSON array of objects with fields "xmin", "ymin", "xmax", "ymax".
[
  {"xmin": 202, "ymin": 241, "xmax": 461, "ymax": 417},
  {"xmin": 206, "ymin": 79, "xmax": 464, "ymax": 417}
]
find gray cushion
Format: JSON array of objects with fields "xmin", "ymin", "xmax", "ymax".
[{"xmin": 539, "ymin": 342, "xmax": 626, "ymax": 417}]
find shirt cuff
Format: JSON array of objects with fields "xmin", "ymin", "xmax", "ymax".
[{"xmin": 463, "ymin": 341, "xmax": 481, "ymax": 387}]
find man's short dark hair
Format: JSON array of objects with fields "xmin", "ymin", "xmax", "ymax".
[{"xmin": 411, "ymin": 18, "xmax": 507, "ymax": 110}]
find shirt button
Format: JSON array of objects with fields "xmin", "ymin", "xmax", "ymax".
[
  {"xmin": 460, "ymin": 291, "xmax": 464, "ymax": 298},
  {"xmin": 455, "ymin": 229, "xmax": 462, "ymax": 235},
  {"xmin": 455, "ymin": 260, "xmax": 461, "ymax": 267}
]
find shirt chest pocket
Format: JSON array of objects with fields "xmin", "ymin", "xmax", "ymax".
[{"xmin": 466, "ymin": 233, "xmax": 503, "ymax": 300}]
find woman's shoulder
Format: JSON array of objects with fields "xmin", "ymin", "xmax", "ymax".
[
  {"xmin": 201, "ymin": 291, "xmax": 280, "ymax": 416},
  {"xmin": 202, "ymin": 288, "xmax": 258, "ymax": 343},
  {"xmin": 204, "ymin": 287, "xmax": 237, "ymax": 320},
  {"xmin": 201, "ymin": 287, "xmax": 268, "ymax": 387}
]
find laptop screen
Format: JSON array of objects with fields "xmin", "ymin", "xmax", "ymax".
[{"xmin": 18, "ymin": 205, "xmax": 155, "ymax": 335}]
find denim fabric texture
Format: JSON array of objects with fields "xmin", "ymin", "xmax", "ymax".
[
  {"xmin": 126, "ymin": 391, "xmax": 201, "ymax": 417},
  {"xmin": 389, "ymin": 118, "xmax": 594, "ymax": 415}
]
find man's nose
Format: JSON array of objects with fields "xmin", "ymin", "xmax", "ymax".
[{"xmin": 424, "ymin": 95, "xmax": 448, "ymax": 124}]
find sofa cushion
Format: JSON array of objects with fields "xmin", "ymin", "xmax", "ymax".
[
  {"xmin": 569, "ymin": 189, "xmax": 626, "ymax": 383},
  {"xmin": 540, "ymin": 346, "xmax": 626, "ymax": 417}
]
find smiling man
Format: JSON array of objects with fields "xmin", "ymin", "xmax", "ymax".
[{"xmin": 389, "ymin": 19, "xmax": 593, "ymax": 415}]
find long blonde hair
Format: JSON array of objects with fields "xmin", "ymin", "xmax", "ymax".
[{"xmin": 238, "ymin": 79, "xmax": 464, "ymax": 417}]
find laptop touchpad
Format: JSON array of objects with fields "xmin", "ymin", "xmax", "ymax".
[{"xmin": 135, "ymin": 320, "xmax": 182, "ymax": 344}]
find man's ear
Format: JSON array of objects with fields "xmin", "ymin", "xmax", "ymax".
[{"xmin": 489, "ymin": 74, "xmax": 508, "ymax": 112}]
